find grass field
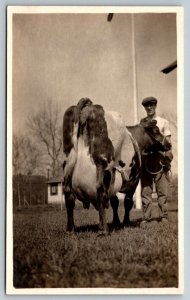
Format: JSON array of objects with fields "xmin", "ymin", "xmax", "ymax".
[{"xmin": 13, "ymin": 198, "xmax": 178, "ymax": 289}]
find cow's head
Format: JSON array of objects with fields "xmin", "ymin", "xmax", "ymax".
[{"xmin": 140, "ymin": 118, "xmax": 171, "ymax": 152}]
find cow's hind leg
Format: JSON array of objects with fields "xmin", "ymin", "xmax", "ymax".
[
  {"xmin": 97, "ymin": 167, "xmax": 113, "ymax": 233},
  {"xmin": 110, "ymin": 195, "xmax": 121, "ymax": 229},
  {"xmin": 97, "ymin": 186, "xmax": 108, "ymax": 233},
  {"xmin": 123, "ymin": 194, "xmax": 134, "ymax": 226},
  {"xmin": 65, "ymin": 191, "xmax": 76, "ymax": 232}
]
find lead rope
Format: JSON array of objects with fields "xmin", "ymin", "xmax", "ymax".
[{"xmin": 152, "ymin": 177, "xmax": 158, "ymax": 200}]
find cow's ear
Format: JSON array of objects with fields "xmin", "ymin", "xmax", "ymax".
[
  {"xmin": 140, "ymin": 118, "xmax": 157, "ymax": 129},
  {"xmin": 140, "ymin": 117, "xmax": 149, "ymax": 128}
]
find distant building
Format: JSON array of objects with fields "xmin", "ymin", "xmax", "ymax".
[{"xmin": 47, "ymin": 177, "xmax": 65, "ymax": 204}]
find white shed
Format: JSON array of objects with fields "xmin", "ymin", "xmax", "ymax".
[{"xmin": 47, "ymin": 177, "xmax": 65, "ymax": 205}]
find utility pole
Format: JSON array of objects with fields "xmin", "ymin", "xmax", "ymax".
[
  {"xmin": 131, "ymin": 14, "xmax": 142, "ymax": 209},
  {"xmin": 131, "ymin": 14, "xmax": 138, "ymax": 125},
  {"xmin": 107, "ymin": 13, "xmax": 142, "ymax": 209},
  {"xmin": 18, "ymin": 181, "xmax": 21, "ymax": 209}
]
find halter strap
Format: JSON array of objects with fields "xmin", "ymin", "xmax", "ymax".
[{"xmin": 144, "ymin": 155, "xmax": 164, "ymax": 175}]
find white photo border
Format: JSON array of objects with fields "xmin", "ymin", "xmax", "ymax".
[{"xmin": 6, "ymin": 5, "xmax": 184, "ymax": 295}]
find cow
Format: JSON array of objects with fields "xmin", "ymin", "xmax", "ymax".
[
  {"xmin": 62, "ymin": 98, "xmax": 171, "ymax": 232},
  {"xmin": 63, "ymin": 98, "xmax": 140, "ymax": 232},
  {"xmin": 110, "ymin": 119, "xmax": 172, "ymax": 227}
]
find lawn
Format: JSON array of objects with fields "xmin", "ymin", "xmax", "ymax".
[{"xmin": 13, "ymin": 199, "xmax": 178, "ymax": 289}]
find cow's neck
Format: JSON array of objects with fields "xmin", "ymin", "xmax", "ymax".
[{"xmin": 127, "ymin": 125, "xmax": 152, "ymax": 153}]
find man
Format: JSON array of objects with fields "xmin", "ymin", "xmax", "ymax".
[{"xmin": 140, "ymin": 96, "xmax": 173, "ymax": 225}]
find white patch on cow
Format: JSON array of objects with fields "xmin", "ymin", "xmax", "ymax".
[
  {"xmin": 105, "ymin": 111, "xmax": 126, "ymax": 161},
  {"xmin": 63, "ymin": 148, "xmax": 77, "ymax": 179},
  {"xmin": 105, "ymin": 111, "xmax": 135, "ymax": 182},
  {"xmin": 71, "ymin": 135, "xmax": 124, "ymax": 204},
  {"xmin": 126, "ymin": 127, "xmax": 141, "ymax": 167},
  {"xmin": 108, "ymin": 170, "xmax": 123, "ymax": 197},
  {"xmin": 72, "ymin": 122, "xmax": 79, "ymax": 151},
  {"xmin": 72, "ymin": 137, "xmax": 97, "ymax": 201}
]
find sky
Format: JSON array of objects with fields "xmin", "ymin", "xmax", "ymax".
[{"xmin": 12, "ymin": 12, "xmax": 177, "ymax": 172}]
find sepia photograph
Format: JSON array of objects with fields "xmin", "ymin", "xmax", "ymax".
[{"xmin": 6, "ymin": 6, "xmax": 184, "ymax": 294}]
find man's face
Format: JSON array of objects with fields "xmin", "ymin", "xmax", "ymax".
[{"xmin": 144, "ymin": 103, "xmax": 157, "ymax": 117}]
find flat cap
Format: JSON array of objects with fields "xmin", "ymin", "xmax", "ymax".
[{"xmin": 142, "ymin": 96, "xmax": 157, "ymax": 106}]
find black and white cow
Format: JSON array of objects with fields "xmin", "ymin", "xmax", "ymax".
[{"xmin": 62, "ymin": 98, "xmax": 171, "ymax": 232}]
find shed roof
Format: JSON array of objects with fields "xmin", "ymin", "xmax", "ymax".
[{"xmin": 47, "ymin": 177, "xmax": 64, "ymax": 184}]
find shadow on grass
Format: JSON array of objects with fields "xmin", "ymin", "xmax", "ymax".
[{"xmin": 74, "ymin": 220, "xmax": 141, "ymax": 233}]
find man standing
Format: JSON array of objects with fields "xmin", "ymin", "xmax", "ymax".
[{"xmin": 140, "ymin": 96, "xmax": 173, "ymax": 225}]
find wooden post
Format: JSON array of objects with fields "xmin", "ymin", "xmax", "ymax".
[
  {"xmin": 44, "ymin": 184, "xmax": 46, "ymax": 205},
  {"xmin": 23, "ymin": 194, "xmax": 29, "ymax": 207},
  {"xmin": 60, "ymin": 179, "xmax": 64, "ymax": 211}
]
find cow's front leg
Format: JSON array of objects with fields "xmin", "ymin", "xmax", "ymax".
[
  {"xmin": 65, "ymin": 191, "xmax": 76, "ymax": 232},
  {"xmin": 110, "ymin": 195, "xmax": 121, "ymax": 228},
  {"xmin": 96, "ymin": 166, "xmax": 112, "ymax": 233}
]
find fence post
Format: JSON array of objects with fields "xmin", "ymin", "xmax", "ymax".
[{"xmin": 61, "ymin": 180, "xmax": 63, "ymax": 211}]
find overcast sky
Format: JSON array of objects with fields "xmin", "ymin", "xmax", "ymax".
[{"xmin": 12, "ymin": 12, "xmax": 177, "ymax": 171}]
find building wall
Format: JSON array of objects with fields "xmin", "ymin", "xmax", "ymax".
[{"xmin": 47, "ymin": 183, "xmax": 65, "ymax": 204}]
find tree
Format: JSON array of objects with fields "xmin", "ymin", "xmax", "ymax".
[
  {"xmin": 27, "ymin": 100, "xmax": 63, "ymax": 177},
  {"xmin": 13, "ymin": 133, "xmax": 41, "ymax": 208},
  {"xmin": 13, "ymin": 134, "xmax": 23, "ymax": 208},
  {"xmin": 13, "ymin": 133, "xmax": 40, "ymax": 176}
]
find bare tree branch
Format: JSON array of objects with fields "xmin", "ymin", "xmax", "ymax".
[
  {"xmin": 13, "ymin": 133, "xmax": 41, "ymax": 176},
  {"xmin": 26, "ymin": 100, "xmax": 63, "ymax": 177}
]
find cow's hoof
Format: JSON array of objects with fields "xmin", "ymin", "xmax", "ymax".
[
  {"xmin": 112, "ymin": 220, "xmax": 121, "ymax": 230},
  {"xmin": 140, "ymin": 220, "xmax": 148, "ymax": 228},
  {"xmin": 98, "ymin": 224, "xmax": 108, "ymax": 235},
  {"xmin": 123, "ymin": 219, "xmax": 130, "ymax": 227},
  {"xmin": 151, "ymin": 220, "xmax": 159, "ymax": 226},
  {"xmin": 160, "ymin": 217, "xmax": 169, "ymax": 224},
  {"xmin": 66, "ymin": 225, "xmax": 75, "ymax": 232},
  {"xmin": 97, "ymin": 231, "xmax": 109, "ymax": 237}
]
